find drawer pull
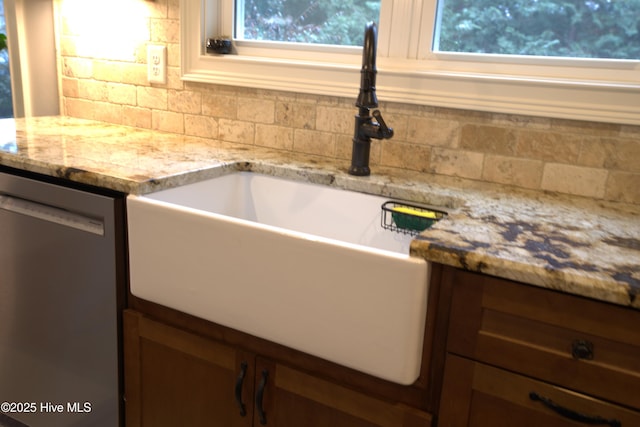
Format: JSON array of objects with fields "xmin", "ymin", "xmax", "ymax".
[
  {"xmin": 256, "ymin": 369, "xmax": 268, "ymax": 425},
  {"xmin": 572, "ymin": 340, "xmax": 594, "ymax": 360},
  {"xmin": 529, "ymin": 392, "xmax": 621, "ymax": 427},
  {"xmin": 235, "ymin": 361, "xmax": 248, "ymax": 417}
]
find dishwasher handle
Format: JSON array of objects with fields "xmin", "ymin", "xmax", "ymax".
[{"xmin": 0, "ymin": 194, "xmax": 104, "ymax": 235}]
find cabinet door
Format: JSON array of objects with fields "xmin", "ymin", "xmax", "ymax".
[
  {"xmin": 124, "ymin": 310, "xmax": 254, "ymax": 427},
  {"xmin": 254, "ymin": 358, "xmax": 432, "ymax": 427},
  {"xmin": 439, "ymin": 355, "xmax": 640, "ymax": 427}
]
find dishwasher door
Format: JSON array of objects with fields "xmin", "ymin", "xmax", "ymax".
[{"xmin": 0, "ymin": 171, "xmax": 122, "ymax": 427}]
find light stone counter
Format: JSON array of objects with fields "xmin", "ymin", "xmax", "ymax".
[{"xmin": 1, "ymin": 116, "xmax": 638, "ymax": 309}]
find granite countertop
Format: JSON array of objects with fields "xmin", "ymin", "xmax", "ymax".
[{"xmin": 1, "ymin": 116, "xmax": 638, "ymax": 309}]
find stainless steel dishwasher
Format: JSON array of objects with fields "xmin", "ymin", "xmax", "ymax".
[{"xmin": 0, "ymin": 168, "xmax": 125, "ymax": 427}]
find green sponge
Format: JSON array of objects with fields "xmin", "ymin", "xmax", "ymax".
[{"xmin": 391, "ymin": 206, "xmax": 442, "ymax": 232}]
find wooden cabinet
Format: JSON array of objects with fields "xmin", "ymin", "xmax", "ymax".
[
  {"xmin": 124, "ymin": 309, "xmax": 434, "ymax": 427},
  {"xmin": 253, "ymin": 358, "xmax": 431, "ymax": 427},
  {"xmin": 124, "ymin": 310, "xmax": 253, "ymax": 427},
  {"xmin": 437, "ymin": 267, "xmax": 640, "ymax": 427}
]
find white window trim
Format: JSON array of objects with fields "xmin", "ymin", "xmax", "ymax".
[
  {"xmin": 181, "ymin": 0, "xmax": 640, "ymax": 125},
  {"xmin": 4, "ymin": 0, "xmax": 59, "ymax": 117}
]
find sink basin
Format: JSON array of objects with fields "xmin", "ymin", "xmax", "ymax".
[{"xmin": 127, "ymin": 171, "xmax": 431, "ymax": 384}]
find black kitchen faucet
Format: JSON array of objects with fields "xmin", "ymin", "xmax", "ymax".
[{"xmin": 349, "ymin": 22, "xmax": 394, "ymax": 176}]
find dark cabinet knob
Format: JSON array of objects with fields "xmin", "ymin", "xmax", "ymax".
[{"xmin": 571, "ymin": 340, "xmax": 594, "ymax": 360}]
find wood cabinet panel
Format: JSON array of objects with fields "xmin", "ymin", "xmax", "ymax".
[
  {"xmin": 444, "ymin": 268, "xmax": 640, "ymax": 410},
  {"xmin": 440, "ymin": 355, "xmax": 640, "ymax": 427},
  {"xmin": 124, "ymin": 310, "xmax": 253, "ymax": 427},
  {"xmin": 125, "ymin": 309, "xmax": 433, "ymax": 427},
  {"xmin": 260, "ymin": 359, "xmax": 432, "ymax": 427}
]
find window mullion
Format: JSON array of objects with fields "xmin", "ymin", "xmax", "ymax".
[
  {"xmin": 418, "ymin": 0, "xmax": 438, "ymax": 60},
  {"xmin": 383, "ymin": 0, "xmax": 430, "ymax": 60},
  {"xmin": 221, "ymin": 0, "xmax": 234, "ymax": 39},
  {"xmin": 377, "ymin": 0, "xmax": 393, "ymax": 57},
  {"xmin": 203, "ymin": 0, "xmax": 215, "ymax": 43}
]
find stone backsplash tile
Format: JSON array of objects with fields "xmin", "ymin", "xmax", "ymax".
[
  {"xmin": 152, "ymin": 110, "xmax": 184, "ymax": 134},
  {"xmin": 407, "ymin": 117, "xmax": 459, "ymax": 148},
  {"xmin": 168, "ymin": 90, "xmax": 202, "ymax": 115},
  {"xmin": 137, "ymin": 87, "xmax": 168, "ymax": 110},
  {"xmin": 316, "ymin": 106, "xmax": 353, "ymax": 135},
  {"xmin": 218, "ymin": 119, "xmax": 254, "ymax": 145},
  {"xmin": 238, "ymin": 98, "xmax": 276, "ymax": 124},
  {"xmin": 606, "ymin": 172, "xmax": 640, "ymax": 205},
  {"xmin": 430, "ymin": 148, "xmax": 484, "ymax": 180},
  {"xmin": 601, "ymin": 138, "xmax": 640, "ymax": 173},
  {"xmin": 93, "ymin": 61, "xmax": 125, "ymax": 83},
  {"xmin": 202, "ymin": 93, "xmax": 237, "ymax": 119},
  {"xmin": 381, "ymin": 111, "xmax": 408, "ymax": 141},
  {"xmin": 255, "ymin": 124, "xmax": 294, "ymax": 151},
  {"xmin": 185, "ymin": 114, "xmax": 218, "ymax": 139},
  {"xmin": 293, "ymin": 129, "xmax": 336, "ymax": 157},
  {"xmin": 62, "ymin": 57, "xmax": 93, "ymax": 79},
  {"xmin": 108, "ymin": 84, "xmax": 137, "ymax": 106},
  {"xmin": 335, "ymin": 134, "xmax": 356, "ymax": 163},
  {"xmin": 460, "ymin": 124, "xmax": 517, "ymax": 155},
  {"xmin": 381, "ymin": 140, "xmax": 431, "ymax": 173},
  {"xmin": 275, "ymin": 102, "xmax": 316, "ymax": 130},
  {"xmin": 482, "ymin": 155, "xmax": 543, "ymax": 190},
  {"xmin": 516, "ymin": 130, "xmax": 582, "ymax": 164},
  {"xmin": 122, "ymin": 106, "xmax": 152, "ymax": 129},
  {"xmin": 93, "ymin": 101, "xmax": 123, "ymax": 125},
  {"xmin": 577, "ymin": 137, "xmax": 609, "ymax": 168},
  {"xmin": 541, "ymin": 164, "xmax": 608, "ymax": 199}
]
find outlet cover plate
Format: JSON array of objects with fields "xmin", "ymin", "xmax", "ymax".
[{"xmin": 147, "ymin": 45, "xmax": 167, "ymax": 84}]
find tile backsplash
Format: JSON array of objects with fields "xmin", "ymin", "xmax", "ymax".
[{"xmin": 56, "ymin": 0, "xmax": 640, "ymax": 204}]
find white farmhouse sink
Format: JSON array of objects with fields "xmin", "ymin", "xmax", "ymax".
[{"xmin": 127, "ymin": 171, "xmax": 430, "ymax": 384}]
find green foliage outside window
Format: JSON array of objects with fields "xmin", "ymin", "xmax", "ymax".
[
  {"xmin": 0, "ymin": 39, "xmax": 11, "ymax": 118},
  {"xmin": 240, "ymin": 0, "xmax": 381, "ymax": 46},
  {"xmin": 436, "ymin": 0, "xmax": 640, "ymax": 59}
]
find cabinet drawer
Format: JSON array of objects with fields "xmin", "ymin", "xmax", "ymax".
[
  {"xmin": 446, "ymin": 269, "xmax": 640, "ymax": 410},
  {"xmin": 439, "ymin": 355, "xmax": 640, "ymax": 427}
]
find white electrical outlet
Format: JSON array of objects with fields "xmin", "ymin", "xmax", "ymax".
[{"xmin": 147, "ymin": 45, "xmax": 167, "ymax": 84}]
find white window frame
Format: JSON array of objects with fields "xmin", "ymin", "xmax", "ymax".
[
  {"xmin": 181, "ymin": 0, "xmax": 640, "ymax": 125},
  {"xmin": 4, "ymin": 0, "xmax": 59, "ymax": 117}
]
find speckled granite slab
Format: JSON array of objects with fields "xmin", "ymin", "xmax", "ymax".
[{"xmin": 1, "ymin": 116, "xmax": 638, "ymax": 309}]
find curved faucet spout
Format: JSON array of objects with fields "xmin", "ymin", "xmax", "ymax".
[{"xmin": 356, "ymin": 22, "xmax": 378, "ymax": 109}]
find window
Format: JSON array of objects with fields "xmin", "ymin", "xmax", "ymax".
[
  {"xmin": 435, "ymin": 0, "xmax": 640, "ymax": 60},
  {"xmin": 236, "ymin": 0, "xmax": 381, "ymax": 46},
  {"xmin": 182, "ymin": 0, "xmax": 640, "ymax": 125},
  {"xmin": 0, "ymin": 0, "xmax": 13, "ymax": 118},
  {"xmin": 1, "ymin": 0, "xmax": 58, "ymax": 118}
]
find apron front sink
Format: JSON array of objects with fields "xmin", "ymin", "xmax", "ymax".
[{"xmin": 127, "ymin": 171, "xmax": 431, "ymax": 385}]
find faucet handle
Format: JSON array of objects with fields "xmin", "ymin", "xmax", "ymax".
[{"xmin": 372, "ymin": 110, "xmax": 394, "ymax": 139}]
